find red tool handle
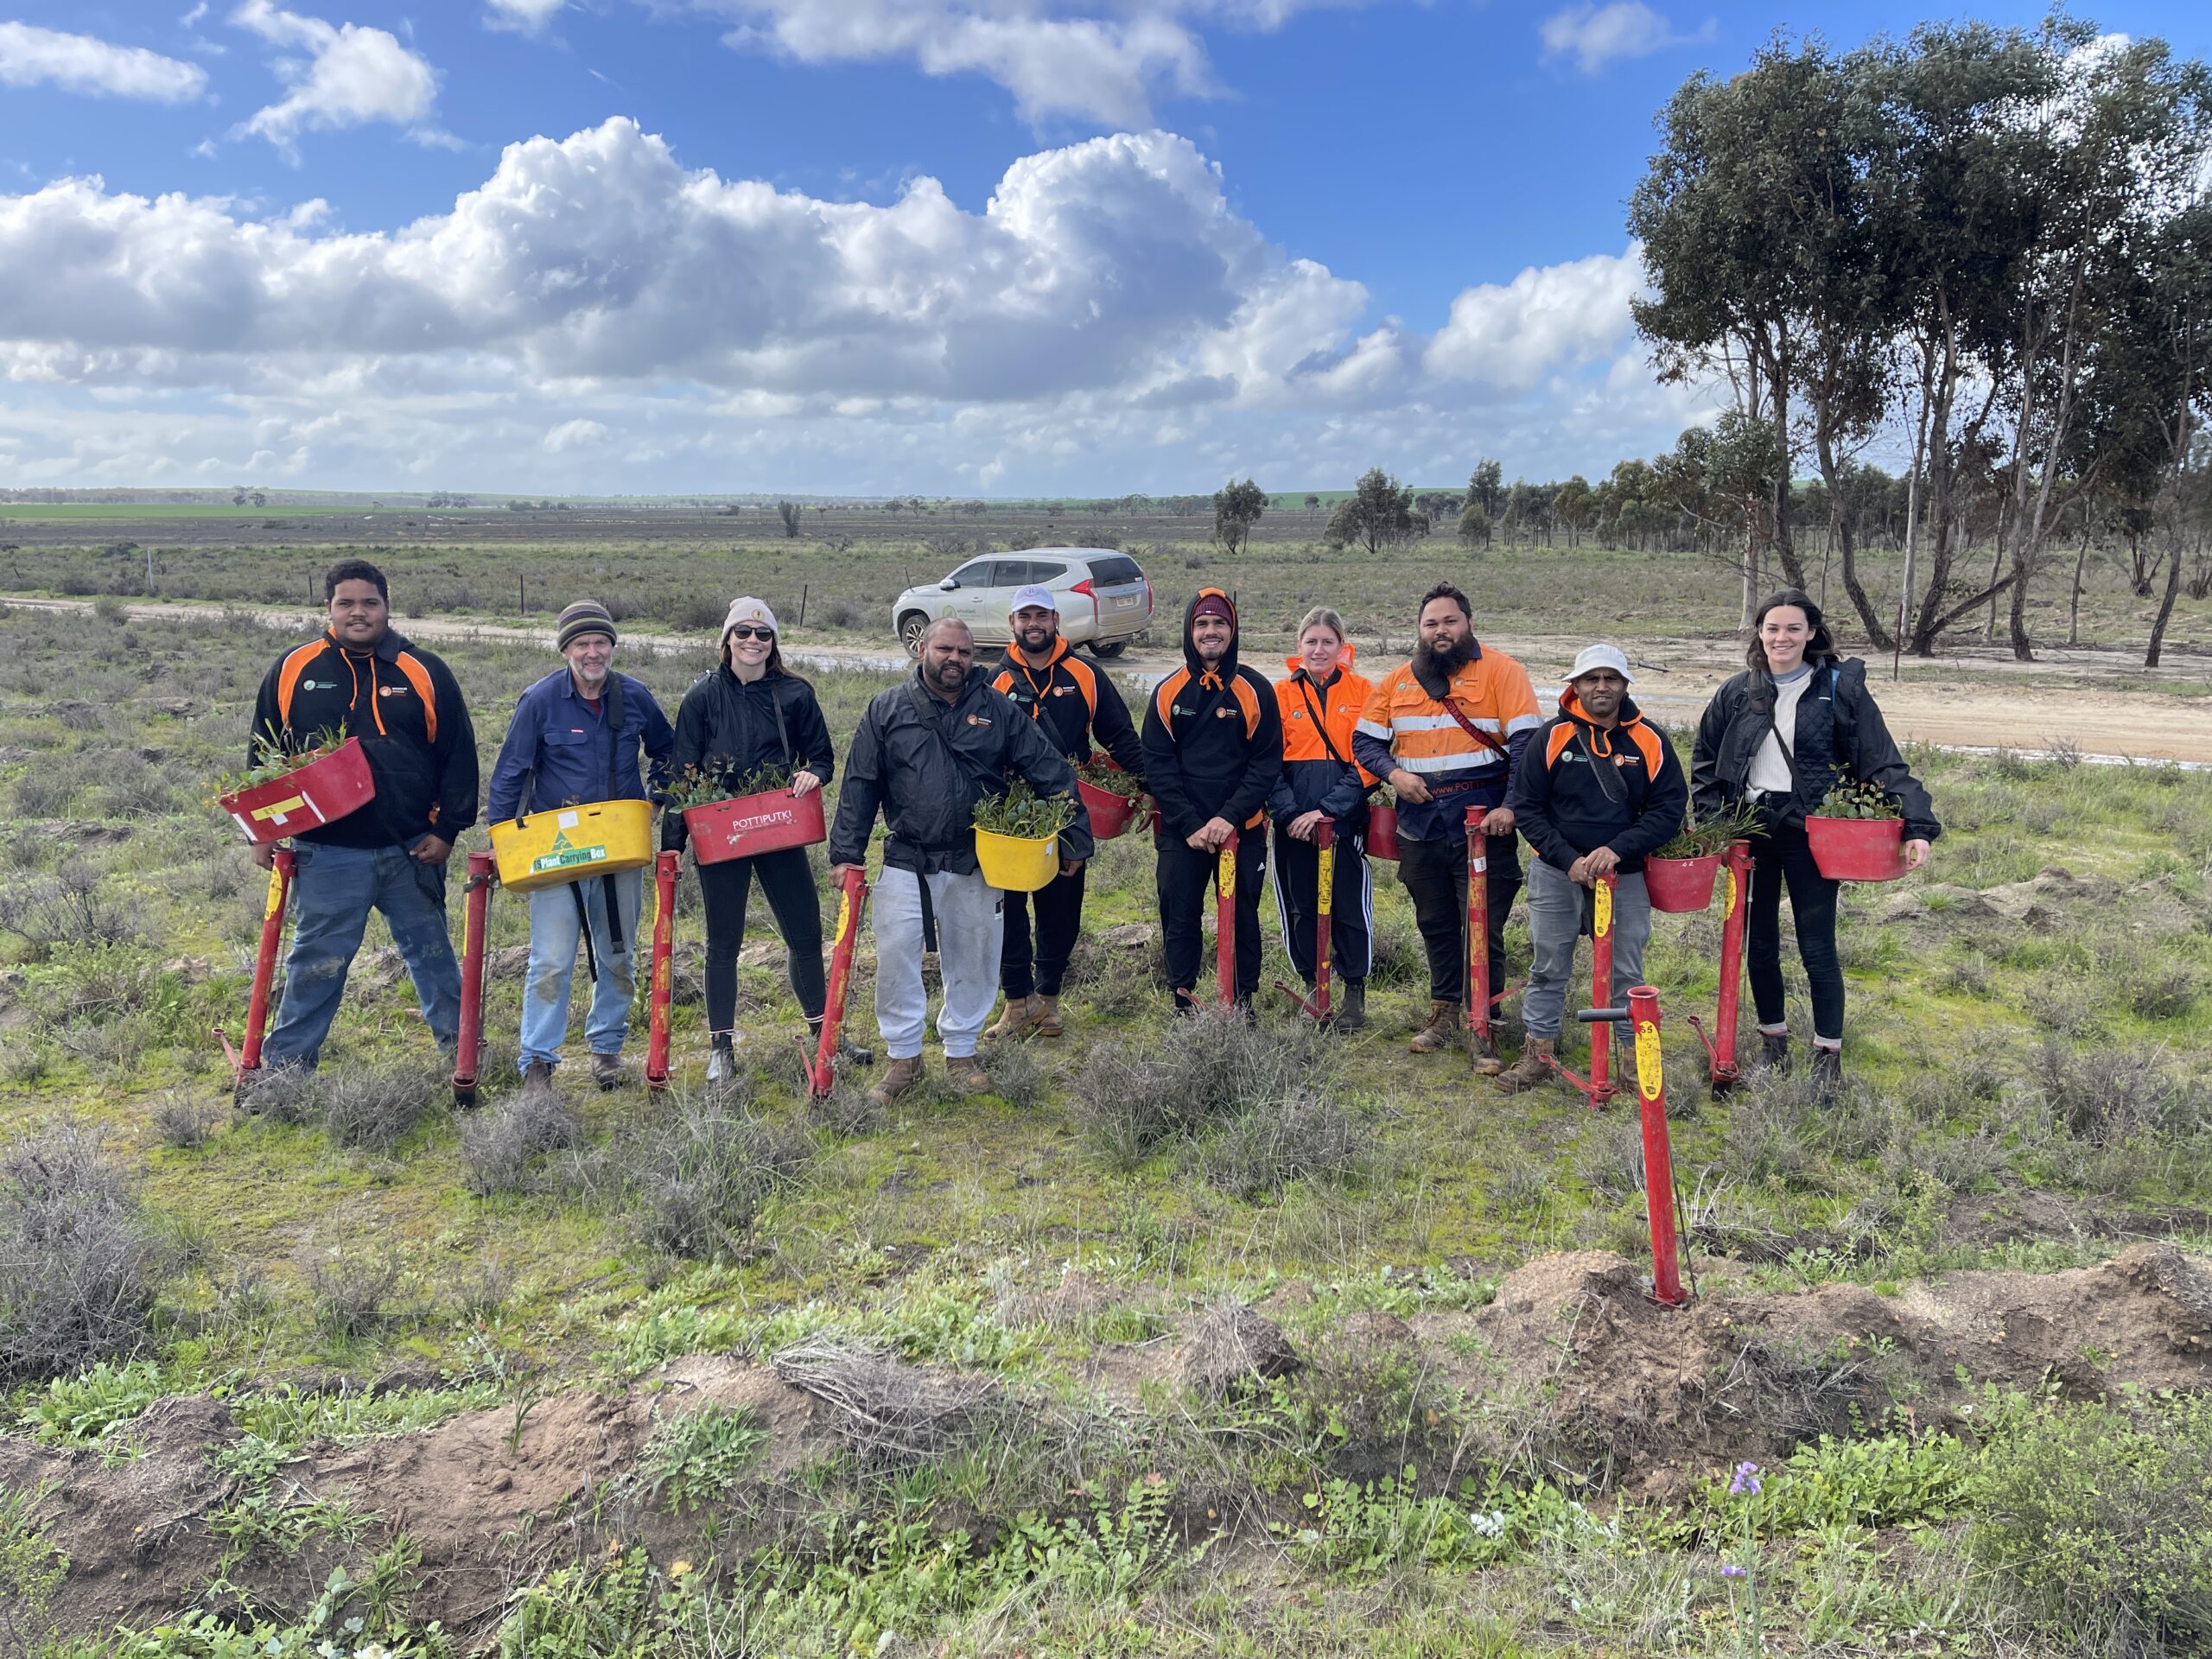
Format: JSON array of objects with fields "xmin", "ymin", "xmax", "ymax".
[
  {"xmin": 452, "ymin": 850, "xmax": 494, "ymax": 1099},
  {"xmin": 810, "ymin": 865, "xmax": 868, "ymax": 1099},
  {"xmin": 236, "ymin": 847, "xmax": 295, "ymax": 1076},
  {"xmin": 1707, "ymin": 838, "xmax": 1751, "ymax": 1088},
  {"xmin": 1588, "ymin": 871, "xmax": 1615, "ymax": 1107},
  {"xmin": 1465, "ymin": 806, "xmax": 1491, "ymax": 1045},
  {"xmin": 1629, "ymin": 986, "xmax": 1686, "ymax": 1305},
  {"xmin": 1313, "ymin": 819, "xmax": 1334, "ymax": 1020},
  {"xmin": 1216, "ymin": 841, "xmax": 1236, "ymax": 1007},
  {"xmin": 644, "ymin": 850, "xmax": 678, "ymax": 1092}
]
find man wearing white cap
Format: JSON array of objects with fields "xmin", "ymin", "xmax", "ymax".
[
  {"xmin": 982, "ymin": 584, "xmax": 1147, "ymax": 1040},
  {"xmin": 1497, "ymin": 644, "xmax": 1687, "ymax": 1094}
]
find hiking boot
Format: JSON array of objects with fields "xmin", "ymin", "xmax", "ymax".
[
  {"xmin": 869, "ymin": 1056, "xmax": 924, "ymax": 1105},
  {"xmin": 591, "ymin": 1052, "xmax": 625, "ymax": 1091},
  {"xmin": 985, "ymin": 993, "xmax": 1044, "ymax": 1042},
  {"xmin": 1811, "ymin": 1046, "xmax": 1842, "ymax": 1102},
  {"xmin": 1331, "ymin": 982, "xmax": 1368, "ymax": 1033},
  {"xmin": 1754, "ymin": 1030, "xmax": 1790, "ymax": 1073},
  {"xmin": 520, "ymin": 1059, "xmax": 557, "ymax": 1103},
  {"xmin": 705, "ymin": 1037, "xmax": 737, "ymax": 1088},
  {"xmin": 1610, "ymin": 1032, "xmax": 1638, "ymax": 1095},
  {"xmin": 1496, "ymin": 1036, "xmax": 1556, "ymax": 1095},
  {"xmin": 1033, "ymin": 995, "xmax": 1065, "ymax": 1038},
  {"xmin": 945, "ymin": 1055, "xmax": 991, "ymax": 1096},
  {"xmin": 1465, "ymin": 1021, "xmax": 1504, "ymax": 1077},
  {"xmin": 1408, "ymin": 1000, "xmax": 1461, "ymax": 1053}
]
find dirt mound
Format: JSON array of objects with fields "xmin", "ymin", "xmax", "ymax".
[{"xmin": 1430, "ymin": 1242, "xmax": 2212, "ymax": 1500}]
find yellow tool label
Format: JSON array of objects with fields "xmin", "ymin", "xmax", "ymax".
[
  {"xmin": 1636, "ymin": 1019, "xmax": 1662, "ymax": 1102},
  {"xmin": 262, "ymin": 868, "xmax": 285, "ymax": 919},
  {"xmin": 1594, "ymin": 880, "xmax": 1612, "ymax": 937},
  {"xmin": 833, "ymin": 890, "xmax": 853, "ymax": 946},
  {"xmin": 1317, "ymin": 845, "xmax": 1334, "ymax": 908},
  {"xmin": 251, "ymin": 795, "xmax": 306, "ymax": 823},
  {"xmin": 1724, "ymin": 867, "xmax": 1738, "ymax": 918},
  {"xmin": 1219, "ymin": 849, "xmax": 1236, "ymax": 900}
]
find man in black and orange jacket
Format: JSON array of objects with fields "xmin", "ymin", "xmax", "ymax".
[
  {"xmin": 1141, "ymin": 588, "xmax": 1282, "ymax": 1012},
  {"xmin": 1498, "ymin": 644, "xmax": 1686, "ymax": 1094},
  {"xmin": 984, "ymin": 583, "xmax": 1147, "ymax": 1040},
  {"xmin": 247, "ymin": 558, "xmax": 479, "ymax": 1077}
]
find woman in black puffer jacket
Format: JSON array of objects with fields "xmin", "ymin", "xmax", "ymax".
[
  {"xmin": 1691, "ymin": 588, "xmax": 1937, "ymax": 1093},
  {"xmin": 666, "ymin": 598, "xmax": 836, "ymax": 1082}
]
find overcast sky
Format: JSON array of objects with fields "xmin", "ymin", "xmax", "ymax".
[{"xmin": 0, "ymin": 0, "xmax": 2206, "ymax": 496}]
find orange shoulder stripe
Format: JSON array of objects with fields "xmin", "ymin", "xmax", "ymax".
[
  {"xmin": 1546, "ymin": 723, "xmax": 1576, "ymax": 769},
  {"xmin": 1232, "ymin": 676, "xmax": 1262, "ymax": 738},
  {"xmin": 274, "ymin": 639, "xmax": 326, "ymax": 732},
  {"xmin": 1063, "ymin": 656, "xmax": 1100, "ymax": 718},
  {"xmin": 1154, "ymin": 666, "xmax": 1191, "ymax": 728},
  {"xmin": 394, "ymin": 651, "xmax": 438, "ymax": 745}
]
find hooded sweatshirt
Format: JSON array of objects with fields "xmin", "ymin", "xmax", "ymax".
[
  {"xmin": 1140, "ymin": 588, "xmax": 1283, "ymax": 840},
  {"xmin": 1508, "ymin": 687, "xmax": 1688, "ymax": 874}
]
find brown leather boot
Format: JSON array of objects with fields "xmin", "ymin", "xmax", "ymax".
[
  {"xmin": 1496, "ymin": 1037, "xmax": 1555, "ymax": 1094},
  {"xmin": 1033, "ymin": 995, "xmax": 1064, "ymax": 1037},
  {"xmin": 869, "ymin": 1055, "xmax": 924, "ymax": 1105},
  {"xmin": 1408, "ymin": 1000, "xmax": 1461, "ymax": 1053},
  {"xmin": 944, "ymin": 1055, "xmax": 991, "ymax": 1095},
  {"xmin": 984, "ymin": 994, "xmax": 1043, "ymax": 1041},
  {"xmin": 520, "ymin": 1059, "xmax": 557, "ymax": 1103},
  {"xmin": 1465, "ymin": 1020, "xmax": 1504, "ymax": 1077}
]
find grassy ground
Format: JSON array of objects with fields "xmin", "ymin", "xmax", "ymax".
[{"xmin": 3, "ymin": 599, "xmax": 2212, "ymax": 1656}]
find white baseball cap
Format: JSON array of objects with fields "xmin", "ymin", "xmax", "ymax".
[
  {"xmin": 1567, "ymin": 643, "xmax": 1634, "ymax": 683},
  {"xmin": 1008, "ymin": 583, "xmax": 1058, "ymax": 615}
]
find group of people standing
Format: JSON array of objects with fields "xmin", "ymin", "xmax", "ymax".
[{"xmin": 244, "ymin": 558, "xmax": 1938, "ymax": 1109}]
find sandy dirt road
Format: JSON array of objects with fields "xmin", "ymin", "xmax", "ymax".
[{"xmin": 8, "ymin": 594, "xmax": 2210, "ymax": 766}]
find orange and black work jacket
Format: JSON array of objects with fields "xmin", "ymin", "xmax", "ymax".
[
  {"xmin": 1141, "ymin": 588, "xmax": 1282, "ymax": 840},
  {"xmin": 1268, "ymin": 649, "xmax": 1376, "ymax": 830},
  {"xmin": 1352, "ymin": 642, "xmax": 1541, "ymax": 842},
  {"xmin": 989, "ymin": 636, "xmax": 1147, "ymax": 779},
  {"xmin": 250, "ymin": 628, "xmax": 479, "ymax": 849},
  {"xmin": 1507, "ymin": 689, "xmax": 1687, "ymax": 875}
]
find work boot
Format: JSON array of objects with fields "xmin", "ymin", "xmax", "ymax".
[
  {"xmin": 1811, "ymin": 1046, "xmax": 1843, "ymax": 1103},
  {"xmin": 869, "ymin": 1055, "xmax": 924, "ymax": 1105},
  {"xmin": 592, "ymin": 1052, "xmax": 625, "ymax": 1092},
  {"xmin": 1033, "ymin": 995, "xmax": 1065, "ymax": 1038},
  {"xmin": 1465, "ymin": 1020, "xmax": 1503, "ymax": 1077},
  {"xmin": 985, "ymin": 993, "xmax": 1044, "ymax": 1042},
  {"xmin": 945, "ymin": 1054, "xmax": 991, "ymax": 1096},
  {"xmin": 1332, "ymin": 982, "xmax": 1368, "ymax": 1033},
  {"xmin": 705, "ymin": 1036, "xmax": 737, "ymax": 1088},
  {"xmin": 520, "ymin": 1059, "xmax": 557, "ymax": 1103},
  {"xmin": 1754, "ymin": 1030, "xmax": 1790, "ymax": 1074},
  {"xmin": 1496, "ymin": 1036, "xmax": 1556, "ymax": 1095},
  {"xmin": 1408, "ymin": 1001, "xmax": 1461, "ymax": 1053},
  {"xmin": 1611, "ymin": 1031, "xmax": 1639, "ymax": 1096}
]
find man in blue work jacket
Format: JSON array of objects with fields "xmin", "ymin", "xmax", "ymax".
[{"xmin": 486, "ymin": 600, "xmax": 676, "ymax": 1096}]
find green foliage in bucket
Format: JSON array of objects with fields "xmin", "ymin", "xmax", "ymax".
[
  {"xmin": 1815, "ymin": 772, "xmax": 1903, "ymax": 820},
  {"xmin": 974, "ymin": 779, "xmax": 1076, "ymax": 841},
  {"xmin": 1653, "ymin": 799, "xmax": 1760, "ymax": 859}
]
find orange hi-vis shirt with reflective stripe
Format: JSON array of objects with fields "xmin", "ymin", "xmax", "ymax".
[{"xmin": 1356, "ymin": 648, "xmax": 1542, "ymax": 781}]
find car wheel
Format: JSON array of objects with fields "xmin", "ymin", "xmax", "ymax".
[
  {"xmin": 1087, "ymin": 639, "xmax": 1128, "ymax": 659},
  {"xmin": 899, "ymin": 612, "xmax": 931, "ymax": 657}
]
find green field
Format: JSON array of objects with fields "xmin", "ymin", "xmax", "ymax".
[{"xmin": 3, "ymin": 580, "xmax": 2211, "ymax": 1656}]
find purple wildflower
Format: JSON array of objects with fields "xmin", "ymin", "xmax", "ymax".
[
  {"xmin": 1721, "ymin": 1564, "xmax": 1746, "ymax": 1580},
  {"xmin": 1728, "ymin": 1460, "xmax": 1763, "ymax": 1497}
]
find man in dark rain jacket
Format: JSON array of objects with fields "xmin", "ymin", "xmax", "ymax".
[
  {"xmin": 1141, "ymin": 588, "xmax": 1283, "ymax": 1014},
  {"xmin": 830, "ymin": 618, "xmax": 1092, "ymax": 1103}
]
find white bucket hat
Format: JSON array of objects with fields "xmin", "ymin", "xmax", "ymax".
[{"xmin": 1567, "ymin": 643, "xmax": 1634, "ymax": 683}]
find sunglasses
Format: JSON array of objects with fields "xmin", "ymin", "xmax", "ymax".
[{"xmin": 728, "ymin": 626, "xmax": 775, "ymax": 642}]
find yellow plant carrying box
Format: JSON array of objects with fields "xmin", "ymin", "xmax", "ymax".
[
  {"xmin": 974, "ymin": 827, "xmax": 1058, "ymax": 893},
  {"xmin": 489, "ymin": 799, "xmax": 654, "ymax": 893}
]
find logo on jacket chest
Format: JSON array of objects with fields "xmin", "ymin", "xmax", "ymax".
[
  {"xmin": 966, "ymin": 714, "xmax": 992, "ymax": 728},
  {"xmin": 378, "ymin": 683, "xmax": 411, "ymax": 698}
]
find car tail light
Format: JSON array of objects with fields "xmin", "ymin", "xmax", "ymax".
[{"xmin": 1071, "ymin": 577, "xmax": 1099, "ymax": 623}]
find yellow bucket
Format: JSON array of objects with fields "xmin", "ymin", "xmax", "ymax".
[
  {"xmin": 975, "ymin": 827, "xmax": 1058, "ymax": 893},
  {"xmin": 489, "ymin": 798, "xmax": 654, "ymax": 893}
]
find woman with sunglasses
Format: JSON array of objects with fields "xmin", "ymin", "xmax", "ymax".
[{"xmin": 666, "ymin": 598, "xmax": 838, "ymax": 1082}]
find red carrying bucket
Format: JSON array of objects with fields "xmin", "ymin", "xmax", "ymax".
[
  {"xmin": 1806, "ymin": 815, "xmax": 1907, "ymax": 881},
  {"xmin": 1643, "ymin": 853, "xmax": 1720, "ymax": 913},
  {"xmin": 1077, "ymin": 779, "xmax": 1136, "ymax": 841},
  {"xmin": 684, "ymin": 787, "xmax": 827, "ymax": 864},
  {"xmin": 221, "ymin": 737, "xmax": 376, "ymax": 844},
  {"xmin": 1365, "ymin": 804, "xmax": 1400, "ymax": 861}
]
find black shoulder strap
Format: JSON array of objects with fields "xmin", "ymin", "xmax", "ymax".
[{"xmin": 1295, "ymin": 676, "xmax": 1349, "ymax": 767}]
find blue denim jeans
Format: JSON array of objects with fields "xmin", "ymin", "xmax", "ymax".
[
  {"xmin": 263, "ymin": 837, "xmax": 461, "ymax": 1069},
  {"xmin": 518, "ymin": 868, "xmax": 644, "ymax": 1070}
]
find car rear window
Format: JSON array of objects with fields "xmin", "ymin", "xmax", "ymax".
[
  {"xmin": 1025, "ymin": 561, "xmax": 1067, "ymax": 584},
  {"xmin": 1086, "ymin": 556, "xmax": 1143, "ymax": 586}
]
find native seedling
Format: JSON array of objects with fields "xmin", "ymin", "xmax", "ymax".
[
  {"xmin": 973, "ymin": 779, "xmax": 1076, "ymax": 840},
  {"xmin": 1652, "ymin": 800, "xmax": 1761, "ymax": 859},
  {"xmin": 210, "ymin": 723, "xmax": 348, "ymax": 802},
  {"xmin": 664, "ymin": 761, "xmax": 797, "ymax": 809},
  {"xmin": 1813, "ymin": 773, "xmax": 1902, "ymax": 819}
]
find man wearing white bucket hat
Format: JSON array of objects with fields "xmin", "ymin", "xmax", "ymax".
[{"xmin": 1497, "ymin": 644, "xmax": 1685, "ymax": 1095}]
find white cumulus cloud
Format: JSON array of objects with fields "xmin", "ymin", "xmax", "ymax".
[
  {"xmin": 0, "ymin": 22, "xmax": 209, "ymax": 101},
  {"xmin": 544, "ymin": 417, "xmax": 608, "ymax": 450},
  {"xmin": 1537, "ymin": 2, "xmax": 1713, "ymax": 75},
  {"xmin": 485, "ymin": 0, "xmax": 569, "ymax": 35},
  {"xmin": 230, "ymin": 0, "xmax": 444, "ymax": 154},
  {"xmin": 1424, "ymin": 246, "xmax": 1644, "ymax": 390}
]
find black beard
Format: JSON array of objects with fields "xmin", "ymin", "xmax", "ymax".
[
  {"xmin": 1414, "ymin": 636, "xmax": 1474, "ymax": 679},
  {"xmin": 928, "ymin": 660, "xmax": 968, "ymax": 693},
  {"xmin": 1016, "ymin": 628, "xmax": 1056, "ymax": 653}
]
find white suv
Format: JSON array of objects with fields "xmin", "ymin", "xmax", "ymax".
[{"xmin": 892, "ymin": 548, "xmax": 1154, "ymax": 658}]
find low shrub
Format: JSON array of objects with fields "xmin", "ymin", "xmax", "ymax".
[
  {"xmin": 636, "ymin": 1402, "xmax": 770, "ymax": 1512},
  {"xmin": 459, "ymin": 1087, "xmax": 583, "ymax": 1196},
  {"xmin": 305, "ymin": 1252, "xmax": 403, "ymax": 1341},
  {"xmin": 1073, "ymin": 1010, "xmax": 1332, "ymax": 1167},
  {"xmin": 606, "ymin": 1088, "xmax": 815, "ymax": 1262},
  {"xmin": 2039, "ymin": 1041, "xmax": 2207, "ymax": 1146},
  {"xmin": 149, "ymin": 1088, "xmax": 223, "ymax": 1150},
  {"xmin": 0, "ymin": 1122, "xmax": 169, "ymax": 1383},
  {"xmin": 1187, "ymin": 1090, "xmax": 1365, "ymax": 1201},
  {"xmin": 318, "ymin": 1059, "xmax": 443, "ymax": 1153}
]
